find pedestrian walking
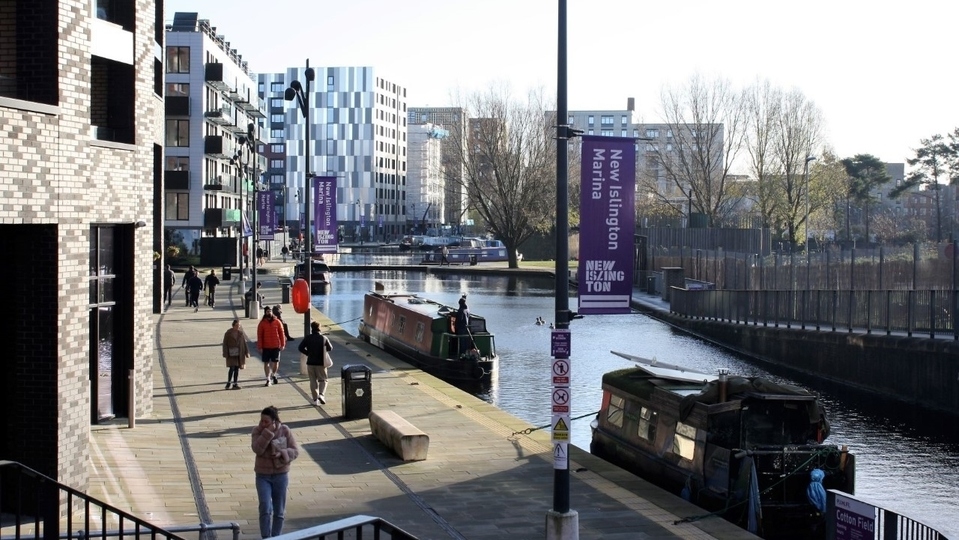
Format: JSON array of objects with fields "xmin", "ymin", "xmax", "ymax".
[
  {"xmin": 222, "ymin": 319, "xmax": 249, "ymax": 389},
  {"xmin": 281, "ymin": 245, "xmax": 288, "ymax": 263},
  {"xmin": 181, "ymin": 265, "xmax": 197, "ymax": 306},
  {"xmin": 440, "ymin": 245, "xmax": 450, "ymax": 266},
  {"xmin": 204, "ymin": 269, "xmax": 221, "ymax": 307},
  {"xmin": 272, "ymin": 305, "xmax": 294, "ymax": 341},
  {"xmin": 187, "ymin": 271, "xmax": 203, "ymax": 312},
  {"xmin": 251, "ymin": 405, "xmax": 298, "ymax": 538},
  {"xmin": 163, "ymin": 264, "xmax": 176, "ymax": 307},
  {"xmin": 256, "ymin": 306, "xmax": 286, "ymax": 386},
  {"xmin": 298, "ymin": 321, "xmax": 333, "ymax": 405}
]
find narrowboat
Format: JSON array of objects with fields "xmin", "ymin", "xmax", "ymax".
[
  {"xmin": 590, "ymin": 352, "xmax": 855, "ymax": 539},
  {"xmin": 358, "ymin": 290, "xmax": 496, "ymax": 385},
  {"xmin": 295, "ymin": 258, "xmax": 331, "ymax": 294},
  {"xmin": 419, "ymin": 237, "xmax": 521, "ymax": 264}
]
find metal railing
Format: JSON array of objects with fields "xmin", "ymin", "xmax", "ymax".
[
  {"xmin": 669, "ymin": 288, "xmax": 958, "ymax": 340},
  {"xmin": 265, "ymin": 515, "xmax": 416, "ymax": 540}
]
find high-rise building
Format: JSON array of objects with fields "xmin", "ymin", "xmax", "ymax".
[
  {"xmin": 164, "ymin": 13, "xmax": 265, "ymax": 266},
  {"xmin": 259, "ymin": 67, "xmax": 407, "ymax": 242},
  {"xmin": 408, "ymin": 107, "xmax": 469, "ymax": 228},
  {"xmin": 407, "ymin": 124, "xmax": 448, "ymax": 232},
  {"xmin": 0, "ymin": 0, "xmax": 164, "ymax": 491}
]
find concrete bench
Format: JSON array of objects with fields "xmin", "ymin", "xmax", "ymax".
[{"xmin": 368, "ymin": 410, "xmax": 429, "ymax": 461}]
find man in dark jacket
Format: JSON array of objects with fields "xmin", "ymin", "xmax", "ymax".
[
  {"xmin": 187, "ymin": 272, "xmax": 204, "ymax": 312},
  {"xmin": 298, "ymin": 321, "xmax": 332, "ymax": 405},
  {"xmin": 203, "ymin": 269, "xmax": 221, "ymax": 307},
  {"xmin": 181, "ymin": 265, "xmax": 197, "ymax": 306}
]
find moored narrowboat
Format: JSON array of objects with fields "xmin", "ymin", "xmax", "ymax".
[
  {"xmin": 590, "ymin": 352, "xmax": 855, "ymax": 539},
  {"xmin": 358, "ymin": 290, "xmax": 496, "ymax": 385}
]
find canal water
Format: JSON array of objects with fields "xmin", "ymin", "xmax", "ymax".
[{"xmin": 311, "ymin": 267, "xmax": 959, "ymax": 537}]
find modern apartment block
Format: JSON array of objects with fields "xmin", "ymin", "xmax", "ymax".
[
  {"xmin": 164, "ymin": 12, "xmax": 265, "ymax": 266},
  {"xmin": 407, "ymin": 124, "xmax": 449, "ymax": 232},
  {"xmin": 408, "ymin": 107, "xmax": 469, "ymax": 228},
  {"xmin": 0, "ymin": 0, "xmax": 163, "ymax": 492},
  {"xmin": 259, "ymin": 67, "xmax": 407, "ymax": 243}
]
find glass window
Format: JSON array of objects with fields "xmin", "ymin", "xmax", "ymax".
[
  {"xmin": 165, "ymin": 193, "xmax": 189, "ymax": 220},
  {"xmin": 269, "ymin": 159, "xmax": 283, "ymax": 169},
  {"xmin": 270, "ymin": 113, "xmax": 284, "ymax": 123},
  {"xmin": 270, "ymin": 129, "xmax": 283, "ymax": 139},
  {"xmin": 637, "ymin": 407, "xmax": 658, "ymax": 442},
  {"xmin": 672, "ymin": 422, "xmax": 697, "ymax": 460},
  {"xmin": 645, "ymin": 128, "xmax": 659, "ymax": 138},
  {"xmin": 601, "ymin": 115, "xmax": 614, "ymax": 125},
  {"xmin": 601, "ymin": 130, "xmax": 613, "ymax": 137},
  {"xmin": 327, "ymin": 75, "xmax": 335, "ymax": 86},
  {"xmin": 587, "ymin": 115, "xmax": 594, "ymax": 125},
  {"xmin": 270, "ymin": 82, "xmax": 285, "ymax": 92},
  {"xmin": 270, "ymin": 97, "xmax": 283, "ymax": 108},
  {"xmin": 166, "ymin": 46, "xmax": 190, "ymax": 73},
  {"xmin": 165, "ymin": 156, "xmax": 189, "ymax": 170},
  {"xmin": 165, "ymin": 119, "xmax": 190, "ymax": 147},
  {"xmin": 621, "ymin": 114, "xmax": 628, "ymax": 125},
  {"xmin": 621, "ymin": 130, "xmax": 628, "ymax": 137},
  {"xmin": 166, "ymin": 83, "xmax": 189, "ymax": 97},
  {"xmin": 271, "ymin": 144, "xmax": 284, "ymax": 153},
  {"xmin": 606, "ymin": 394, "xmax": 625, "ymax": 428}
]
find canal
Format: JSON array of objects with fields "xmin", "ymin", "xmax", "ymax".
[{"xmin": 311, "ymin": 267, "xmax": 959, "ymax": 537}]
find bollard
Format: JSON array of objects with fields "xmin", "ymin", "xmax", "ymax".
[{"xmin": 128, "ymin": 369, "xmax": 135, "ymax": 429}]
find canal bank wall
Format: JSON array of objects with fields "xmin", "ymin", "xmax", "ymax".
[{"xmin": 631, "ymin": 304, "xmax": 959, "ymax": 416}]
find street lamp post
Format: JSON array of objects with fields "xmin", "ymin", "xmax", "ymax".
[
  {"xmin": 232, "ymin": 122, "xmax": 259, "ymax": 314},
  {"xmin": 286, "ymin": 60, "xmax": 315, "ymax": 338},
  {"xmin": 803, "ymin": 155, "xmax": 817, "ymax": 247}
]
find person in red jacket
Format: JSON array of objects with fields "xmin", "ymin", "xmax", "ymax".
[{"xmin": 257, "ymin": 306, "xmax": 286, "ymax": 387}]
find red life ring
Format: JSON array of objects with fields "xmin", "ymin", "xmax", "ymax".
[{"xmin": 292, "ymin": 279, "xmax": 311, "ymax": 313}]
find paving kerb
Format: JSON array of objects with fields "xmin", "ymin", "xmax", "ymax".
[{"xmin": 88, "ymin": 261, "xmax": 755, "ymax": 540}]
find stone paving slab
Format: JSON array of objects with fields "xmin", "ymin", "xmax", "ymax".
[{"xmin": 88, "ymin": 263, "xmax": 756, "ymax": 540}]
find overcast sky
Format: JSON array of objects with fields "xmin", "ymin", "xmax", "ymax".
[{"xmin": 165, "ymin": 0, "xmax": 959, "ymax": 171}]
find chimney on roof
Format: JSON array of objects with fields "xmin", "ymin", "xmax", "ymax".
[{"xmin": 627, "ymin": 97, "xmax": 635, "ymax": 111}]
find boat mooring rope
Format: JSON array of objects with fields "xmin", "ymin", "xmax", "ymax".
[
  {"xmin": 322, "ymin": 315, "xmax": 362, "ymax": 328},
  {"xmin": 509, "ymin": 411, "xmax": 598, "ymax": 439}
]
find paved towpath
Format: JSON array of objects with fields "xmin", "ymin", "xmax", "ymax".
[{"xmin": 88, "ymin": 261, "xmax": 755, "ymax": 539}]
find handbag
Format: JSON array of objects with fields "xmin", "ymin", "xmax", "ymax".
[
  {"xmin": 228, "ymin": 347, "xmax": 240, "ymax": 356},
  {"xmin": 323, "ymin": 353, "xmax": 333, "ymax": 368}
]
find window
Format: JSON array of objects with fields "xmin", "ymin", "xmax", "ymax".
[
  {"xmin": 621, "ymin": 130, "xmax": 628, "ymax": 137},
  {"xmin": 270, "ymin": 174, "xmax": 284, "ymax": 185},
  {"xmin": 600, "ymin": 115, "xmax": 614, "ymax": 125},
  {"xmin": 645, "ymin": 128, "xmax": 659, "ymax": 138},
  {"xmin": 165, "ymin": 120, "xmax": 190, "ymax": 147},
  {"xmin": 600, "ymin": 130, "xmax": 613, "ymax": 137},
  {"xmin": 270, "ymin": 129, "xmax": 283, "ymax": 139},
  {"xmin": 269, "ymin": 159, "xmax": 283, "ymax": 169},
  {"xmin": 165, "ymin": 193, "xmax": 189, "ymax": 220},
  {"xmin": 587, "ymin": 115, "xmax": 594, "ymax": 125},
  {"xmin": 270, "ymin": 113, "xmax": 284, "ymax": 123},
  {"xmin": 637, "ymin": 407, "xmax": 658, "ymax": 442},
  {"xmin": 645, "ymin": 143, "xmax": 658, "ymax": 152},
  {"xmin": 270, "ymin": 97, "xmax": 283, "ymax": 108},
  {"xmin": 621, "ymin": 115, "xmax": 628, "ymax": 125},
  {"xmin": 165, "ymin": 156, "xmax": 189, "ymax": 170},
  {"xmin": 166, "ymin": 46, "xmax": 190, "ymax": 73},
  {"xmin": 666, "ymin": 129, "xmax": 674, "ymax": 139},
  {"xmin": 415, "ymin": 322, "xmax": 425, "ymax": 343},
  {"xmin": 587, "ymin": 129, "xmax": 594, "ymax": 136},
  {"xmin": 271, "ymin": 144, "xmax": 284, "ymax": 153},
  {"xmin": 672, "ymin": 422, "xmax": 697, "ymax": 460},
  {"xmin": 270, "ymin": 82, "xmax": 285, "ymax": 92},
  {"xmin": 606, "ymin": 395, "xmax": 625, "ymax": 428},
  {"xmin": 327, "ymin": 75, "xmax": 335, "ymax": 86},
  {"xmin": 166, "ymin": 83, "xmax": 189, "ymax": 97}
]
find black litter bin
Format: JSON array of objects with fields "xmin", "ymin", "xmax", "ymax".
[
  {"xmin": 341, "ymin": 364, "xmax": 372, "ymax": 419},
  {"xmin": 281, "ymin": 282, "xmax": 290, "ymax": 304},
  {"xmin": 222, "ymin": 266, "xmax": 232, "ymax": 280}
]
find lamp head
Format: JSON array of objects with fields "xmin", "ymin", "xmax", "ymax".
[
  {"xmin": 284, "ymin": 87, "xmax": 296, "ymax": 101},
  {"xmin": 806, "ymin": 155, "xmax": 817, "ymax": 163},
  {"xmin": 134, "ymin": 220, "xmax": 147, "ymax": 228},
  {"xmin": 289, "ymin": 80, "xmax": 302, "ymax": 92},
  {"xmin": 304, "ymin": 67, "xmax": 315, "ymax": 82}
]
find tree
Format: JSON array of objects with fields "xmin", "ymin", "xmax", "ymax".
[
  {"xmin": 446, "ymin": 87, "xmax": 556, "ymax": 267},
  {"xmin": 742, "ymin": 82, "xmax": 824, "ymax": 247},
  {"xmin": 652, "ymin": 74, "xmax": 747, "ymax": 226},
  {"xmin": 891, "ymin": 135, "xmax": 950, "ymax": 242},
  {"xmin": 840, "ymin": 154, "xmax": 892, "ymax": 243}
]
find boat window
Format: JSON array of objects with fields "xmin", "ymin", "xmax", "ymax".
[
  {"xmin": 397, "ymin": 316, "xmax": 406, "ymax": 335},
  {"xmin": 637, "ymin": 407, "xmax": 658, "ymax": 442},
  {"xmin": 414, "ymin": 322, "xmax": 425, "ymax": 343},
  {"xmin": 672, "ymin": 422, "xmax": 697, "ymax": 461},
  {"xmin": 606, "ymin": 394, "xmax": 625, "ymax": 428}
]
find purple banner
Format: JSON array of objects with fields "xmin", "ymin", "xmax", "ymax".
[
  {"xmin": 312, "ymin": 176, "xmax": 338, "ymax": 253},
  {"xmin": 577, "ymin": 135, "xmax": 635, "ymax": 314},
  {"xmin": 257, "ymin": 191, "xmax": 275, "ymax": 241}
]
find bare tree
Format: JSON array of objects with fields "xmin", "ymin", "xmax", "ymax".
[
  {"xmin": 446, "ymin": 87, "xmax": 556, "ymax": 267},
  {"xmin": 742, "ymin": 80, "xmax": 783, "ymax": 229},
  {"xmin": 774, "ymin": 89, "xmax": 824, "ymax": 247},
  {"xmin": 652, "ymin": 74, "xmax": 746, "ymax": 226}
]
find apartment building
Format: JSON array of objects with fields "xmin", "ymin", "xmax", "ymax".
[
  {"xmin": 407, "ymin": 124, "xmax": 448, "ymax": 232},
  {"xmin": 259, "ymin": 67, "xmax": 407, "ymax": 243},
  {"xmin": 164, "ymin": 12, "xmax": 265, "ymax": 266},
  {"xmin": 408, "ymin": 107, "xmax": 469, "ymax": 228},
  {"xmin": 0, "ymin": 0, "xmax": 163, "ymax": 492}
]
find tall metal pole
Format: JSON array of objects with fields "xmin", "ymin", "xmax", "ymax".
[
  {"xmin": 303, "ymin": 60, "xmax": 313, "ymax": 339},
  {"xmin": 251, "ymin": 123, "xmax": 259, "ymax": 313},
  {"xmin": 554, "ymin": 0, "xmax": 570, "ymax": 516}
]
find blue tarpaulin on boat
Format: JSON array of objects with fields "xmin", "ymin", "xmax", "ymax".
[{"xmin": 807, "ymin": 468, "xmax": 827, "ymax": 512}]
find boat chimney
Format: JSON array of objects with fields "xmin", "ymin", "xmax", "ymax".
[{"xmin": 718, "ymin": 368, "xmax": 729, "ymax": 403}]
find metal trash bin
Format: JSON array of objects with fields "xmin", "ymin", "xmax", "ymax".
[
  {"xmin": 222, "ymin": 266, "xmax": 232, "ymax": 280},
  {"xmin": 341, "ymin": 364, "xmax": 372, "ymax": 419},
  {"xmin": 469, "ymin": 254, "xmax": 478, "ymax": 266},
  {"xmin": 281, "ymin": 283, "xmax": 290, "ymax": 303}
]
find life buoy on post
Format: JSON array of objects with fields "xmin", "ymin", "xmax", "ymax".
[{"xmin": 292, "ymin": 278, "xmax": 311, "ymax": 313}]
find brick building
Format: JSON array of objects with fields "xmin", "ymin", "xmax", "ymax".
[{"xmin": 0, "ymin": 0, "xmax": 164, "ymax": 493}]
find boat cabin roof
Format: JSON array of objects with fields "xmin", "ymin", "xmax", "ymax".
[{"xmin": 366, "ymin": 291, "xmax": 459, "ymax": 319}]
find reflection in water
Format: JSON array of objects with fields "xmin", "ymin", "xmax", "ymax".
[{"xmin": 316, "ymin": 269, "xmax": 959, "ymax": 537}]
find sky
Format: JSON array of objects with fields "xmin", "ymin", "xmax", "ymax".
[{"xmin": 165, "ymin": 0, "xmax": 959, "ymax": 171}]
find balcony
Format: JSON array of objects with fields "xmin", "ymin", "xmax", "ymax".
[
  {"xmin": 165, "ymin": 170, "xmax": 190, "ymax": 190},
  {"xmin": 204, "ymin": 104, "xmax": 234, "ymax": 126},
  {"xmin": 204, "ymin": 135, "xmax": 233, "ymax": 160},
  {"xmin": 204, "ymin": 175, "xmax": 238, "ymax": 193},
  {"xmin": 205, "ymin": 63, "xmax": 230, "ymax": 92},
  {"xmin": 235, "ymin": 96, "xmax": 266, "ymax": 119},
  {"xmin": 165, "ymin": 95, "xmax": 190, "ymax": 116},
  {"xmin": 204, "ymin": 208, "xmax": 240, "ymax": 228}
]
